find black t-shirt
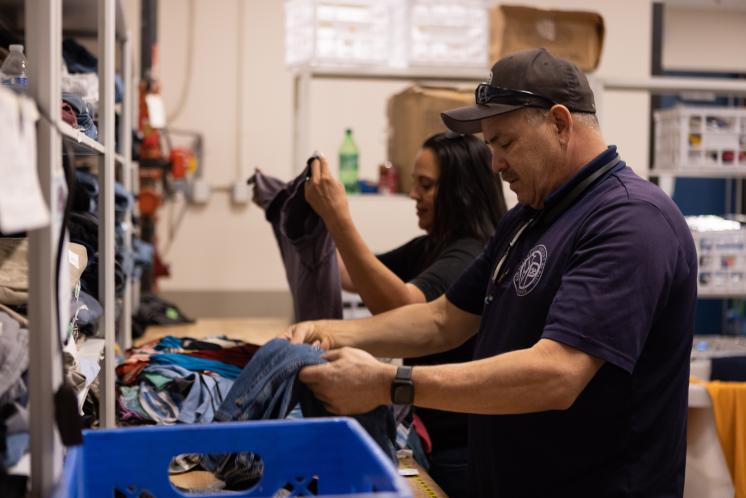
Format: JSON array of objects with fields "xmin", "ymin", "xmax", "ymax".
[
  {"xmin": 447, "ymin": 147, "xmax": 697, "ymax": 497},
  {"xmin": 378, "ymin": 235, "xmax": 484, "ymax": 451}
]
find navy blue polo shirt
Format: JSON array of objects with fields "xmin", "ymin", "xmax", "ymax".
[{"xmin": 447, "ymin": 146, "xmax": 697, "ymax": 497}]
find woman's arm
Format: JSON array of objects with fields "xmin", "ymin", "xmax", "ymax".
[
  {"xmin": 337, "ymin": 251, "xmax": 355, "ymax": 292},
  {"xmin": 305, "ymin": 156, "xmax": 426, "ymax": 314}
]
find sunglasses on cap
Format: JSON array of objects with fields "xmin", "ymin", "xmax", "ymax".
[{"xmin": 475, "ymin": 83, "xmax": 556, "ymax": 109}]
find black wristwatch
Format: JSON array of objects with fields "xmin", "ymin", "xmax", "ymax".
[{"xmin": 390, "ymin": 365, "xmax": 414, "ymax": 405}]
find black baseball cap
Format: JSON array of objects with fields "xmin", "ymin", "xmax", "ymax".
[{"xmin": 442, "ymin": 48, "xmax": 596, "ymax": 135}]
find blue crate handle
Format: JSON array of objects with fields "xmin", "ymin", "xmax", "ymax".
[{"xmin": 55, "ymin": 418, "xmax": 411, "ymax": 498}]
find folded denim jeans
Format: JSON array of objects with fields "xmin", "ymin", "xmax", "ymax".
[
  {"xmin": 61, "ymin": 92, "xmax": 97, "ymax": 140},
  {"xmin": 206, "ymin": 338, "xmax": 396, "ymax": 489},
  {"xmin": 215, "ymin": 339, "xmax": 396, "ymax": 459}
]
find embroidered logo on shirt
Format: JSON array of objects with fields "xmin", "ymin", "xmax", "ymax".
[{"xmin": 513, "ymin": 244, "xmax": 547, "ymax": 296}]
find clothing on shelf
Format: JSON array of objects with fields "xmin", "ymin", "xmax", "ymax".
[
  {"xmin": 61, "ymin": 92, "xmax": 97, "ymax": 140},
  {"xmin": 68, "ymin": 170, "xmax": 142, "ymax": 304},
  {"xmin": 61, "ymin": 101, "xmax": 77, "ymax": 127},
  {"xmin": 0, "ymin": 238, "xmax": 88, "ymax": 306},
  {"xmin": 61, "ymin": 38, "xmax": 123, "ymax": 107},
  {"xmin": 69, "ymin": 290, "xmax": 103, "ymax": 338}
]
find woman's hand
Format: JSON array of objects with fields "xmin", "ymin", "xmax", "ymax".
[
  {"xmin": 304, "ymin": 155, "xmax": 351, "ymax": 230},
  {"xmin": 281, "ymin": 320, "xmax": 336, "ymax": 350}
]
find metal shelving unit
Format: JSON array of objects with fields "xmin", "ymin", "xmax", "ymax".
[
  {"xmin": 291, "ymin": 64, "xmax": 486, "ymax": 172},
  {"xmin": 597, "ymin": 75, "xmax": 746, "ymax": 181},
  {"xmin": 0, "ymin": 0, "xmax": 134, "ymax": 494}
]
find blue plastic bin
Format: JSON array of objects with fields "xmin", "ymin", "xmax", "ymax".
[{"xmin": 54, "ymin": 418, "xmax": 411, "ymax": 498}]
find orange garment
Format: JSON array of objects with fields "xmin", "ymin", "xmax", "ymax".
[{"xmin": 704, "ymin": 380, "xmax": 746, "ymax": 498}]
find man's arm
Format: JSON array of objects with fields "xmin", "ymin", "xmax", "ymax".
[
  {"xmin": 412, "ymin": 338, "xmax": 604, "ymax": 414},
  {"xmin": 300, "ymin": 338, "xmax": 604, "ymax": 415},
  {"xmin": 286, "ymin": 295, "xmax": 480, "ymax": 358}
]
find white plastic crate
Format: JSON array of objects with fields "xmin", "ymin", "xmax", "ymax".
[
  {"xmin": 284, "ymin": 0, "xmax": 488, "ymax": 69},
  {"xmin": 409, "ymin": 0, "xmax": 488, "ymax": 68},
  {"xmin": 691, "ymin": 227, "xmax": 746, "ymax": 295},
  {"xmin": 654, "ymin": 105, "xmax": 746, "ymax": 172},
  {"xmin": 284, "ymin": 0, "xmax": 406, "ymax": 67}
]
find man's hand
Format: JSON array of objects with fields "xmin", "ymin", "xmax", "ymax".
[
  {"xmin": 304, "ymin": 156, "xmax": 351, "ymax": 230},
  {"xmin": 299, "ymin": 347, "xmax": 396, "ymax": 415}
]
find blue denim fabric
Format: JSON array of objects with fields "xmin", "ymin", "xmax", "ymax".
[
  {"xmin": 74, "ymin": 170, "xmax": 132, "ymax": 221},
  {"xmin": 215, "ymin": 338, "xmax": 396, "ymax": 461},
  {"xmin": 114, "ymin": 182, "xmax": 133, "ymax": 222},
  {"xmin": 61, "ymin": 92, "xmax": 97, "ymax": 139},
  {"xmin": 2, "ymin": 432, "xmax": 28, "ymax": 469},
  {"xmin": 131, "ymin": 239, "xmax": 154, "ymax": 280}
]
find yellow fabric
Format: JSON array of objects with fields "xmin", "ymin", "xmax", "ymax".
[{"xmin": 703, "ymin": 380, "xmax": 746, "ymax": 498}]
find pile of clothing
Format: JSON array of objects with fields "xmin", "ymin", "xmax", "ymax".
[{"xmin": 116, "ymin": 336, "xmax": 259, "ymax": 425}]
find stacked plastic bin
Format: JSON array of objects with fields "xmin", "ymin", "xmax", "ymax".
[
  {"xmin": 688, "ymin": 216, "xmax": 746, "ymax": 296},
  {"xmin": 654, "ymin": 105, "xmax": 746, "ymax": 172},
  {"xmin": 409, "ymin": 0, "xmax": 488, "ymax": 68},
  {"xmin": 284, "ymin": 0, "xmax": 404, "ymax": 67},
  {"xmin": 284, "ymin": 0, "xmax": 488, "ymax": 69}
]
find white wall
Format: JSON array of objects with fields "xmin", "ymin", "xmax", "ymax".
[
  {"xmin": 125, "ymin": 0, "xmax": 654, "ymax": 294},
  {"xmin": 662, "ymin": 5, "xmax": 746, "ymax": 73}
]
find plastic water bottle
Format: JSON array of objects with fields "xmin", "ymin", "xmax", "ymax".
[
  {"xmin": 339, "ymin": 128, "xmax": 359, "ymax": 194},
  {"xmin": 0, "ymin": 44, "xmax": 28, "ymax": 93}
]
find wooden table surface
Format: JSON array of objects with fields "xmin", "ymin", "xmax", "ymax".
[
  {"xmin": 169, "ymin": 457, "xmax": 447, "ymax": 497},
  {"xmin": 139, "ymin": 318, "xmax": 448, "ymax": 497},
  {"xmin": 137, "ymin": 317, "xmax": 290, "ymax": 347}
]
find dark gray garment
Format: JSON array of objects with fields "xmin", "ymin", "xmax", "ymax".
[
  {"xmin": 0, "ymin": 312, "xmax": 28, "ymax": 398},
  {"xmin": 251, "ymin": 169, "xmax": 342, "ymax": 321}
]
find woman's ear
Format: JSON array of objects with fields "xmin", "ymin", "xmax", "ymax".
[{"xmin": 549, "ymin": 105, "xmax": 572, "ymax": 150}]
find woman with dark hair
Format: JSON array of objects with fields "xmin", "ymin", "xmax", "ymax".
[{"xmin": 304, "ymin": 131, "xmax": 507, "ymax": 498}]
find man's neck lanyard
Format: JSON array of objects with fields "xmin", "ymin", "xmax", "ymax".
[{"xmin": 485, "ymin": 154, "xmax": 622, "ymax": 304}]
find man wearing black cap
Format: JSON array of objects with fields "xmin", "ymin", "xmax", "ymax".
[{"xmin": 289, "ymin": 48, "xmax": 696, "ymax": 497}]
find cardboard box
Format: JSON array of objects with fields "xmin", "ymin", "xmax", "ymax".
[
  {"xmin": 387, "ymin": 85, "xmax": 475, "ymax": 193},
  {"xmin": 489, "ymin": 5, "xmax": 605, "ymax": 72}
]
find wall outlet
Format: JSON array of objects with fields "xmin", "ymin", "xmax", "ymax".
[
  {"xmin": 187, "ymin": 178, "xmax": 211, "ymax": 204},
  {"xmin": 231, "ymin": 182, "xmax": 251, "ymax": 205}
]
